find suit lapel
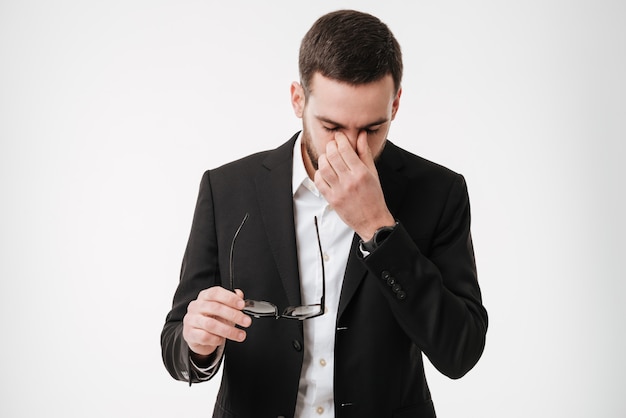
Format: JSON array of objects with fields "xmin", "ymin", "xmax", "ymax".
[
  {"xmin": 255, "ymin": 134, "xmax": 303, "ymax": 308},
  {"xmin": 338, "ymin": 141, "xmax": 408, "ymax": 318}
]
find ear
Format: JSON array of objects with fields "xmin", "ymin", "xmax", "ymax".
[
  {"xmin": 290, "ymin": 82, "xmax": 305, "ymax": 118},
  {"xmin": 391, "ymin": 88, "xmax": 402, "ymax": 120}
]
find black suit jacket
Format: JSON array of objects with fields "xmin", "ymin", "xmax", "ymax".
[{"xmin": 161, "ymin": 133, "xmax": 488, "ymax": 418}]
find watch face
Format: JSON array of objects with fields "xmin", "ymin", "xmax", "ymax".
[{"xmin": 374, "ymin": 225, "xmax": 396, "ymax": 245}]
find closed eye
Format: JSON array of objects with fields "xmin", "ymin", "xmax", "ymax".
[{"xmin": 323, "ymin": 126, "xmax": 381, "ymax": 135}]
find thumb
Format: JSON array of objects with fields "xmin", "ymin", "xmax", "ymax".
[{"xmin": 234, "ymin": 288, "xmax": 245, "ymax": 300}]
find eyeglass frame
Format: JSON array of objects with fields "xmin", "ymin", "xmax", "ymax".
[{"xmin": 229, "ymin": 213, "xmax": 326, "ymax": 320}]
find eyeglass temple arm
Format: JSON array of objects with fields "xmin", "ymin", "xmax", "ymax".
[
  {"xmin": 231, "ymin": 214, "xmax": 323, "ymax": 311},
  {"xmin": 229, "ymin": 212, "xmax": 250, "ymax": 291},
  {"xmin": 314, "ymin": 216, "xmax": 325, "ymax": 309}
]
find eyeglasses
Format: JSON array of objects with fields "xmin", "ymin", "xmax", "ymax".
[{"xmin": 229, "ymin": 213, "xmax": 326, "ymax": 320}]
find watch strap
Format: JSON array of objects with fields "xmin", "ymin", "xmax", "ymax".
[{"xmin": 360, "ymin": 222, "xmax": 398, "ymax": 253}]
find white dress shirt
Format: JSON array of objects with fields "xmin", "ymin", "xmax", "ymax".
[
  {"xmin": 191, "ymin": 134, "xmax": 354, "ymax": 416},
  {"xmin": 292, "ymin": 134, "xmax": 353, "ymax": 418}
]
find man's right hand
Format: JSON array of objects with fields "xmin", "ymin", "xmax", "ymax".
[{"xmin": 182, "ymin": 286, "xmax": 252, "ymax": 359}]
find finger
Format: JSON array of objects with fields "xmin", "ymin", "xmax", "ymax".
[
  {"xmin": 356, "ymin": 131, "xmax": 376, "ymax": 170},
  {"xmin": 317, "ymin": 152, "xmax": 338, "ymax": 185},
  {"xmin": 187, "ymin": 314, "xmax": 248, "ymax": 343},
  {"xmin": 191, "ymin": 298, "xmax": 252, "ymax": 328},
  {"xmin": 314, "ymin": 164, "xmax": 332, "ymax": 197},
  {"xmin": 185, "ymin": 324, "xmax": 226, "ymax": 348},
  {"xmin": 184, "ymin": 319, "xmax": 246, "ymax": 350},
  {"xmin": 323, "ymin": 130, "xmax": 361, "ymax": 171},
  {"xmin": 334, "ymin": 129, "xmax": 356, "ymax": 151},
  {"xmin": 323, "ymin": 138, "xmax": 350, "ymax": 177},
  {"xmin": 333, "ymin": 131, "xmax": 363, "ymax": 169},
  {"xmin": 198, "ymin": 286, "xmax": 246, "ymax": 310},
  {"xmin": 355, "ymin": 130, "xmax": 370, "ymax": 159},
  {"xmin": 184, "ymin": 304, "xmax": 249, "ymax": 346},
  {"xmin": 185, "ymin": 333, "xmax": 224, "ymax": 356}
]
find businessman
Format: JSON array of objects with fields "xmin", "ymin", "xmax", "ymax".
[{"xmin": 162, "ymin": 9, "xmax": 488, "ymax": 418}]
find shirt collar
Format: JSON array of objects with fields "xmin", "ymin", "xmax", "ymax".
[{"xmin": 292, "ymin": 132, "xmax": 321, "ymax": 197}]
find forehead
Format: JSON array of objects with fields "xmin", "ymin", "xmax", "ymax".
[{"xmin": 306, "ymin": 73, "xmax": 396, "ymax": 125}]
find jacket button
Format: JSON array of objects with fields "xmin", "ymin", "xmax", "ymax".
[
  {"xmin": 392, "ymin": 283, "xmax": 402, "ymax": 293},
  {"xmin": 396, "ymin": 290, "xmax": 406, "ymax": 300},
  {"xmin": 292, "ymin": 340, "xmax": 302, "ymax": 351},
  {"xmin": 381, "ymin": 270, "xmax": 391, "ymax": 281}
]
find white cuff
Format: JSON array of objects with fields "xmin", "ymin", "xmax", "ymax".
[{"xmin": 189, "ymin": 344, "xmax": 225, "ymax": 380}]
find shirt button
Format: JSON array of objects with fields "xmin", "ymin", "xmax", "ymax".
[
  {"xmin": 319, "ymin": 358, "xmax": 327, "ymax": 367},
  {"xmin": 323, "ymin": 253, "xmax": 330, "ymax": 262},
  {"xmin": 316, "ymin": 406, "xmax": 324, "ymax": 414}
]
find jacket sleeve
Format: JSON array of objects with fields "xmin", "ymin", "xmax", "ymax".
[
  {"xmin": 362, "ymin": 174, "xmax": 488, "ymax": 379},
  {"xmin": 161, "ymin": 171, "xmax": 224, "ymax": 384}
]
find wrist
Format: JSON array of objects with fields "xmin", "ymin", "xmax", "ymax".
[
  {"xmin": 360, "ymin": 221, "xmax": 398, "ymax": 253},
  {"xmin": 189, "ymin": 347, "xmax": 216, "ymax": 367},
  {"xmin": 359, "ymin": 213, "xmax": 396, "ymax": 242}
]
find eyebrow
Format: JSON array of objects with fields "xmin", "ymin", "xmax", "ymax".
[{"xmin": 316, "ymin": 115, "xmax": 389, "ymax": 130}]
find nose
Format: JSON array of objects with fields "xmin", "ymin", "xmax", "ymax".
[{"xmin": 341, "ymin": 129, "xmax": 366, "ymax": 147}]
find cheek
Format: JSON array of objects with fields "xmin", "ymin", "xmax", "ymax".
[
  {"xmin": 310, "ymin": 127, "xmax": 335, "ymax": 150},
  {"xmin": 368, "ymin": 135, "xmax": 387, "ymax": 157}
]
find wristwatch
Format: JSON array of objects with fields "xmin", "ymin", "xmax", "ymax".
[{"xmin": 360, "ymin": 222, "xmax": 398, "ymax": 253}]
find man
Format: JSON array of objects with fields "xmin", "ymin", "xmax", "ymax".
[{"xmin": 162, "ymin": 9, "xmax": 487, "ymax": 418}]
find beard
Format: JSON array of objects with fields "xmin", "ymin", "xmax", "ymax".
[{"xmin": 301, "ymin": 120, "xmax": 320, "ymax": 171}]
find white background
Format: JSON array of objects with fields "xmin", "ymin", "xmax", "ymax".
[{"xmin": 1, "ymin": 1, "xmax": 624, "ymax": 416}]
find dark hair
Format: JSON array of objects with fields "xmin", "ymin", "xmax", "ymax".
[{"xmin": 299, "ymin": 9, "xmax": 403, "ymax": 95}]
